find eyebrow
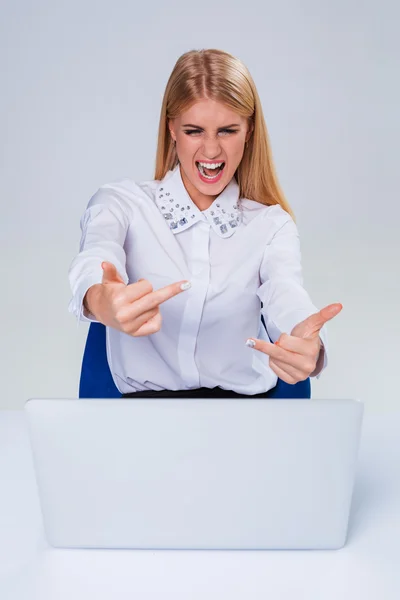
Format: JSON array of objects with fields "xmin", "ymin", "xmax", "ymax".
[{"xmin": 181, "ymin": 123, "xmax": 241, "ymax": 129}]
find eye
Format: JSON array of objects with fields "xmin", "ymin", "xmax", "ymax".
[
  {"xmin": 219, "ymin": 129, "xmax": 238, "ymax": 136},
  {"xmin": 183, "ymin": 129, "xmax": 239, "ymax": 136}
]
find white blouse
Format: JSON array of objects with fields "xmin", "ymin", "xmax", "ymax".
[{"xmin": 68, "ymin": 163, "xmax": 328, "ymax": 395}]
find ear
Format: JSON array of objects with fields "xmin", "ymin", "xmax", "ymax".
[{"xmin": 168, "ymin": 119, "xmax": 176, "ymax": 143}]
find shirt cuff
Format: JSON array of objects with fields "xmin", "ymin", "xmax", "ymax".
[
  {"xmin": 311, "ymin": 335, "xmax": 328, "ymax": 379},
  {"xmin": 68, "ymin": 276, "xmax": 103, "ymax": 327}
]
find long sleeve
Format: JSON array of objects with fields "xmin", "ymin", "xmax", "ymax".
[
  {"xmin": 68, "ymin": 187, "xmax": 132, "ymax": 326},
  {"xmin": 257, "ymin": 215, "xmax": 328, "ymax": 379}
]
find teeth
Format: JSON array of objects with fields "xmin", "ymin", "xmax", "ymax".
[
  {"xmin": 196, "ymin": 161, "xmax": 225, "ymax": 180},
  {"xmin": 197, "ymin": 162, "xmax": 224, "ymax": 179},
  {"xmin": 198, "ymin": 161, "xmax": 224, "ymax": 170}
]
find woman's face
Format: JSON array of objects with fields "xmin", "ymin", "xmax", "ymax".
[{"xmin": 169, "ymin": 98, "xmax": 252, "ymax": 209}]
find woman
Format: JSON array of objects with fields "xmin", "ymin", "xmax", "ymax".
[{"xmin": 68, "ymin": 48, "xmax": 342, "ymax": 398}]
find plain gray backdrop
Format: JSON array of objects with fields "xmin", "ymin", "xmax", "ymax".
[{"xmin": 1, "ymin": 0, "xmax": 398, "ymax": 411}]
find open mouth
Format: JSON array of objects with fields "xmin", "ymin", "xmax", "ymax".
[{"xmin": 196, "ymin": 161, "xmax": 225, "ymax": 179}]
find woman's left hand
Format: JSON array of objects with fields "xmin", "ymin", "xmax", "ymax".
[{"xmin": 246, "ymin": 303, "xmax": 343, "ymax": 383}]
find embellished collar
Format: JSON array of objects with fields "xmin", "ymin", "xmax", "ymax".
[{"xmin": 154, "ymin": 163, "xmax": 242, "ymax": 238}]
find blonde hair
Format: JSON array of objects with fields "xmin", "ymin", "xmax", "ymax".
[{"xmin": 154, "ymin": 48, "xmax": 295, "ymax": 222}]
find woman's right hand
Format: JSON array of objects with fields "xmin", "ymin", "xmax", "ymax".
[{"xmin": 83, "ymin": 261, "xmax": 191, "ymax": 337}]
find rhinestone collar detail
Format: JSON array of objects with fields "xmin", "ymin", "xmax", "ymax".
[{"xmin": 154, "ymin": 164, "xmax": 242, "ymax": 238}]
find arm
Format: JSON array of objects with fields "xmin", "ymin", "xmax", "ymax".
[
  {"xmin": 257, "ymin": 215, "xmax": 328, "ymax": 379},
  {"xmin": 68, "ymin": 187, "xmax": 132, "ymax": 326}
]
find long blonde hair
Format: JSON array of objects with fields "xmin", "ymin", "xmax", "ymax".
[{"xmin": 154, "ymin": 48, "xmax": 295, "ymax": 222}]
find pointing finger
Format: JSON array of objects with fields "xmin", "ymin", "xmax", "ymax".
[
  {"xmin": 125, "ymin": 279, "xmax": 191, "ymax": 304},
  {"xmin": 245, "ymin": 338, "xmax": 307, "ymax": 370}
]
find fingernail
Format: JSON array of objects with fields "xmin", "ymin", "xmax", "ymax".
[
  {"xmin": 245, "ymin": 339, "xmax": 256, "ymax": 348},
  {"xmin": 180, "ymin": 281, "xmax": 191, "ymax": 291}
]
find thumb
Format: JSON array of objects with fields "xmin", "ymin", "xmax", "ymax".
[
  {"xmin": 291, "ymin": 303, "xmax": 343, "ymax": 339},
  {"xmin": 101, "ymin": 261, "xmax": 125, "ymax": 285}
]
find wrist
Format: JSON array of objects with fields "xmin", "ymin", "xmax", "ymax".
[{"xmin": 83, "ymin": 284, "xmax": 103, "ymax": 319}]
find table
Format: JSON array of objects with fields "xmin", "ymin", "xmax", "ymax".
[{"xmin": 0, "ymin": 408, "xmax": 399, "ymax": 599}]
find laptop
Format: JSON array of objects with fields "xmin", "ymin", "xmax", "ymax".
[{"xmin": 24, "ymin": 397, "xmax": 363, "ymax": 550}]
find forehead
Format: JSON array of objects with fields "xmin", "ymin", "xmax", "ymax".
[{"xmin": 177, "ymin": 98, "xmax": 246, "ymax": 126}]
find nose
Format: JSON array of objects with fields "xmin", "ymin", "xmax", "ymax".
[{"xmin": 201, "ymin": 136, "xmax": 223, "ymax": 160}]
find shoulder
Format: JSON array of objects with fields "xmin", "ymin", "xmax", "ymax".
[
  {"xmin": 240, "ymin": 198, "xmax": 294, "ymax": 231},
  {"xmin": 85, "ymin": 176, "xmax": 159, "ymax": 217}
]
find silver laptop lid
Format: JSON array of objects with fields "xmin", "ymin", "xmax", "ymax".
[{"xmin": 25, "ymin": 398, "xmax": 363, "ymax": 550}]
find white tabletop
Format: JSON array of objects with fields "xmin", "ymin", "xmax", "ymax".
[{"xmin": 0, "ymin": 408, "xmax": 399, "ymax": 599}]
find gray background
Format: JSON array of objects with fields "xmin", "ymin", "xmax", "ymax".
[{"xmin": 1, "ymin": 0, "xmax": 398, "ymax": 411}]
